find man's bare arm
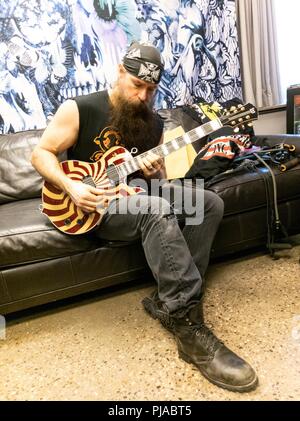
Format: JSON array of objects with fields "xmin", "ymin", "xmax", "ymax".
[
  {"xmin": 31, "ymin": 100, "xmax": 103, "ymax": 212},
  {"xmin": 31, "ymin": 100, "xmax": 79, "ymax": 191}
]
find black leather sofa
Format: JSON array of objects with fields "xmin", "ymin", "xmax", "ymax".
[{"xmin": 1, "ymin": 111, "xmax": 300, "ymax": 315}]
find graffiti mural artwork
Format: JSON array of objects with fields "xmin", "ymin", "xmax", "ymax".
[{"xmin": 0, "ymin": 0, "xmax": 241, "ymax": 134}]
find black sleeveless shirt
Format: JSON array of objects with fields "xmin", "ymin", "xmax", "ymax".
[{"xmin": 68, "ymin": 90, "xmax": 163, "ymax": 163}]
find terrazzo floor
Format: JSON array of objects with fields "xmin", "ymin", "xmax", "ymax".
[{"xmin": 1, "ymin": 245, "xmax": 300, "ymax": 401}]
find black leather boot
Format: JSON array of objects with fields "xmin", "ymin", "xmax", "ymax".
[{"xmin": 143, "ymin": 293, "xmax": 258, "ymax": 392}]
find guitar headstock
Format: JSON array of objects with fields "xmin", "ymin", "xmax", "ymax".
[{"xmin": 220, "ymin": 103, "xmax": 258, "ymax": 132}]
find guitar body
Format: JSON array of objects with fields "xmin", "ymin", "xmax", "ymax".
[{"xmin": 42, "ymin": 146, "xmax": 144, "ymax": 235}]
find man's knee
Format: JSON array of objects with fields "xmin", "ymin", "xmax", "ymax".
[
  {"xmin": 148, "ymin": 196, "xmax": 173, "ymax": 216},
  {"xmin": 204, "ymin": 190, "xmax": 224, "ymax": 219},
  {"xmin": 137, "ymin": 195, "xmax": 173, "ymax": 217}
]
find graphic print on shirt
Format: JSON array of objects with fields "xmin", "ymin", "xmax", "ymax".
[
  {"xmin": 199, "ymin": 135, "xmax": 251, "ymax": 161},
  {"xmin": 90, "ymin": 126, "xmax": 124, "ymax": 162}
]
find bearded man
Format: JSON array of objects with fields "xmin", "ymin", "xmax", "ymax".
[{"xmin": 31, "ymin": 41, "xmax": 258, "ymax": 392}]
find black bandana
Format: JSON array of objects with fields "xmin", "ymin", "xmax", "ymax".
[{"xmin": 123, "ymin": 41, "xmax": 164, "ymax": 84}]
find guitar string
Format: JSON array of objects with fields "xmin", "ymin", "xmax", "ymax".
[
  {"xmin": 104, "ymin": 129, "xmax": 206, "ymax": 180},
  {"xmin": 110, "ymin": 112, "xmax": 254, "ymax": 178},
  {"xmin": 83, "ymin": 124, "xmax": 238, "ymax": 189},
  {"xmin": 97, "ymin": 110, "xmax": 254, "ymax": 185}
]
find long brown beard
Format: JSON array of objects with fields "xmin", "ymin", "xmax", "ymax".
[{"xmin": 109, "ymin": 93, "xmax": 157, "ymax": 154}]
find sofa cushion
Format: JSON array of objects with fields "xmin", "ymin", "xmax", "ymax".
[
  {"xmin": 207, "ymin": 163, "xmax": 300, "ymax": 216},
  {"xmin": 0, "ymin": 198, "xmax": 102, "ymax": 268},
  {"xmin": 0, "ymin": 129, "xmax": 44, "ymax": 204}
]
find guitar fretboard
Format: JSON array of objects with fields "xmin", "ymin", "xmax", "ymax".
[{"xmin": 116, "ymin": 118, "xmax": 222, "ymax": 178}]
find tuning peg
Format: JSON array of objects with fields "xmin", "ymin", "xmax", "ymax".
[
  {"xmin": 231, "ymin": 121, "xmax": 236, "ymax": 126},
  {"xmin": 246, "ymin": 115, "xmax": 251, "ymax": 120},
  {"xmin": 247, "ymin": 123, "xmax": 253, "ymax": 127},
  {"xmin": 238, "ymin": 104, "xmax": 243, "ymax": 109},
  {"xmin": 230, "ymin": 106, "xmax": 237, "ymax": 112},
  {"xmin": 234, "ymin": 127, "xmax": 240, "ymax": 133},
  {"xmin": 238, "ymin": 118, "xmax": 243, "ymax": 123}
]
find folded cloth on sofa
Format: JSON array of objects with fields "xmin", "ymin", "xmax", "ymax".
[{"xmin": 185, "ymin": 135, "xmax": 252, "ymax": 180}]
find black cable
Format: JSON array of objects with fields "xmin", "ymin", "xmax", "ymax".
[
  {"xmin": 254, "ymin": 163, "xmax": 273, "ymax": 254},
  {"xmin": 253, "ymin": 153, "xmax": 292, "ymax": 257}
]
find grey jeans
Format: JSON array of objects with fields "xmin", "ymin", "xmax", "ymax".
[{"xmin": 94, "ymin": 181, "xmax": 224, "ymax": 315}]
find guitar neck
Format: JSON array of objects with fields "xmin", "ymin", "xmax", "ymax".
[{"xmin": 117, "ymin": 118, "xmax": 223, "ymax": 177}]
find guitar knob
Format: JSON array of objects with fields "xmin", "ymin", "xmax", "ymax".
[{"xmin": 64, "ymin": 218, "xmax": 72, "ymax": 226}]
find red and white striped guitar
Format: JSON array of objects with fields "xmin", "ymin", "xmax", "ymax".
[{"xmin": 42, "ymin": 103, "xmax": 258, "ymax": 235}]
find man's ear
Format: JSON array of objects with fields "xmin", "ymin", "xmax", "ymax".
[{"xmin": 118, "ymin": 64, "xmax": 126, "ymax": 75}]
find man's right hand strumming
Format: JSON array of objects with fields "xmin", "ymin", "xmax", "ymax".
[{"xmin": 65, "ymin": 179, "xmax": 108, "ymax": 213}]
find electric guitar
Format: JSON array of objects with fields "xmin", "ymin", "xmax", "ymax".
[{"xmin": 42, "ymin": 103, "xmax": 258, "ymax": 235}]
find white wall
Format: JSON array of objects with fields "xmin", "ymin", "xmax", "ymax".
[{"xmin": 253, "ymin": 110, "xmax": 286, "ymax": 135}]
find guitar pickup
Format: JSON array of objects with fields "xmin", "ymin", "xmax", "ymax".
[{"xmin": 82, "ymin": 176, "xmax": 96, "ymax": 188}]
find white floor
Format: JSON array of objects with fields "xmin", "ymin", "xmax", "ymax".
[{"xmin": 1, "ymin": 246, "xmax": 300, "ymax": 401}]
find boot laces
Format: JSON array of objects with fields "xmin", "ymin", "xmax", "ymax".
[{"xmin": 186, "ymin": 318, "xmax": 223, "ymax": 355}]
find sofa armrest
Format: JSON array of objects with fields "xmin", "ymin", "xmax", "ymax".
[{"xmin": 0, "ymin": 129, "xmax": 44, "ymax": 204}]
